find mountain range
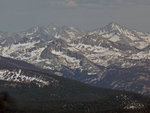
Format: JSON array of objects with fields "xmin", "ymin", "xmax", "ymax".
[{"xmin": 0, "ymin": 22, "xmax": 150, "ymax": 96}]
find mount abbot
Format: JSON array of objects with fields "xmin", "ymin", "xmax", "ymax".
[{"xmin": 0, "ymin": 22, "xmax": 150, "ymax": 95}]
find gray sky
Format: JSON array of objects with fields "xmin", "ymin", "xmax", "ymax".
[{"xmin": 0, "ymin": 0, "xmax": 150, "ymax": 32}]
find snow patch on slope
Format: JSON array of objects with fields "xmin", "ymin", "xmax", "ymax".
[
  {"xmin": 0, "ymin": 69, "xmax": 49, "ymax": 87},
  {"xmin": 51, "ymin": 50, "xmax": 81, "ymax": 69},
  {"xmin": 73, "ymin": 43, "xmax": 122, "ymax": 67},
  {"xmin": 129, "ymin": 51, "xmax": 150, "ymax": 59},
  {"xmin": 2, "ymin": 41, "xmax": 39, "ymax": 57},
  {"xmin": 109, "ymin": 35, "xmax": 120, "ymax": 42}
]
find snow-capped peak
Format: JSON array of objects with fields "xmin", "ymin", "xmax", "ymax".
[
  {"xmin": 89, "ymin": 22, "xmax": 127, "ymax": 35},
  {"xmin": 103, "ymin": 22, "xmax": 130, "ymax": 33},
  {"xmin": 88, "ymin": 22, "xmax": 150, "ymax": 49},
  {"xmin": 106, "ymin": 22, "xmax": 122, "ymax": 29},
  {"xmin": 26, "ymin": 26, "xmax": 40, "ymax": 33}
]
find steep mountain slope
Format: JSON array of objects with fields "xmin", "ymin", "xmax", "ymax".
[
  {"xmin": 0, "ymin": 23, "xmax": 150, "ymax": 96},
  {"xmin": 0, "ymin": 56, "xmax": 150, "ymax": 113}
]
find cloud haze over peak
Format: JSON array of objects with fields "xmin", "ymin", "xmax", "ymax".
[
  {"xmin": 0, "ymin": 0, "xmax": 150, "ymax": 32},
  {"xmin": 42, "ymin": 0, "xmax": 150, "ymax": 7}
]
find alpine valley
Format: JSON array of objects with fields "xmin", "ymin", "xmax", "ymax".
[{"xmin": 0, "ymin": 22, "xmax": 150, "ymax": 96}]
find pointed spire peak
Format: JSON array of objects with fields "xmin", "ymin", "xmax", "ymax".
[
  {"xmin": 107, "ymin": 22, "xmax": 122, "ymax": 28},
  {"xmin": 26, "ymin": 25, "xmax": 40, "ymax": 33},
  {"xmin": 103, "ymin": 22, "xmax": 127, "ymax": 32},
  {"xmin": 43, "ymin": 24, "xmax": 58, "ymax": 31},
  {"xmin": 44, "ymin": 24, "xmax": 57, "ymax": 28}
]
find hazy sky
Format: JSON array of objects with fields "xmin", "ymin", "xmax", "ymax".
[{"xmin": 0, "ymin": 0, "xmax": 150, "ymax": 32}]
